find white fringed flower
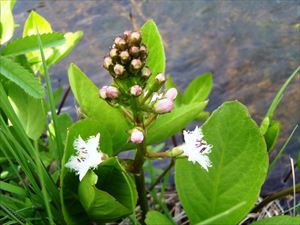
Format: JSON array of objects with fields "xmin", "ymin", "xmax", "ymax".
[
  {"xmin": 65, "ymin": 133, "xmax": 104, "ymax": 181},
  {"xmin": 181, "ymin": 127, "xmax": 212, "ymax": 171}
]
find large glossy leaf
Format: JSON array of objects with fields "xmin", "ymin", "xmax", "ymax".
[
  {"xmin": 1, "ymin": 33, "xmax": 65, "ymax": 56},
  {"xmin": 60, "ymin": 119, "xmax": 113, "ymax": 225},
  {"xmin": 141, "ymin": 20, "xmax": 165, "ymax": 82},
  {"xmin": 175, "ymin": 101, "xmax": 268, "ymax": 225},
  {"xmin": 182, "ymin": 73, "xmax": 213, "ymax": 104},
  {"xmin": 250, "ymin": 216, "xmax": 300, "ymax": 225},
  {"xmin": 68, "ymin": 63, "xmax": 129, "ymax": 152},
  {"xmin": 145, "ymin": 211, "xmax": 174, "ymax": 225},
  {"xmin": 7, "ymin": 83, "xmax": 46, "ymax": 140},
  {"xmin": 0, "ymin": 56, "xmax": 45, "ymax": 98},
  {"xmin": 78, "ymin": 158, "xmax": 137, "ymax": 223},
  {"xmin": 147, "ymin": 101, "xmax": 208, "ymax": 145},
  {"xmin": 0, "ymin": 0, "xmax": 15, "ymax": 44}
]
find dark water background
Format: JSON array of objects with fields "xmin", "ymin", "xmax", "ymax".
[{"xmin": 13, "ymin": 0, "xmax": 300, "ymax": 194}]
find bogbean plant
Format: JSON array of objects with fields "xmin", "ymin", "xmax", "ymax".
[{"xmin": 0, "ymin": 1, "xmax": 299, "ymax": 225}]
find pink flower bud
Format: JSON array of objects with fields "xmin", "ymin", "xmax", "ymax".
[
  {"xmin": 129, "ymin": 31, "xmax": 142, "ymax": 45},
  {"xmin": 131, "ymin": 59, "xmax": 142, "ymax": 70},
  {"xmin": 114, "ymin": 64, "xmax": 125, "ymax": 76},
  {"xmin": 155, "ymin": 73, "xmax": 166, "ymax": 83},
  {"xmin": 99, "ymin": 86, "xmax": 108, "ymax": 99},
  {"xmin": 154, "ymin": 98, "xmax": 174, "ymax": 114},
  {"xmin": 165, "ymin": 88, "xmax": 178, "ymax": 100},
  {"xmin": 103, "ymin": 57, "xmax": 113, "ymax": 70},
  {"xmin": 106, "ymin": 86, "xmax": 119, "ymax": 99},
  {"xmin": 130, "ymin": 85, "xmax": 142, "ymax": 96},
  {"xmin": 130, "ymin": 128, "xmax": 144, "ymax": 144}
]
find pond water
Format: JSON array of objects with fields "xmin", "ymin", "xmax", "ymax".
[{"xmin": 13, "ymin": 0, "xmax": 300, "ymax": 193}]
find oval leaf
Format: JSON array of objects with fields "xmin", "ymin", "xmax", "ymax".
[
  {"xmin": 68, "ymin": 63, "xmax": 129, "ymax": 153},
  {"xmin": 182, "ymin": 72, "xmax": 213, "ymax": 104},
  {"xmin": 145, "ymin": 211, "xmax": 174, "ymax": 225},
  {"xmin": 175, "ymin": 101, "xmax": 268, "ymax": 224},
  {"xmin": 0, "ymin": 0, "xmax": 15, "ymax": 44},
  {"xmin": 141, "ymin": 20, "xmax": 165, "ymax": 82}
]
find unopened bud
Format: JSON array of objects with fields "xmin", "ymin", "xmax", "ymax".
[
  {"xmin": 109, "ymin": 48, "xmax": 119, "ymax": 62},
  {"xmin": 114, "ymin": 64, "xmax": 125, "ymax": 76},
  {"xmin": 103, "ymin": 56, "xmax": 113, "ymax": 70},
  {"xmin": 99, "ymin": 86, "xmax": 108, "ymax": 99},
  {"xmin": 165, "ymin": 88, "xmax": 178, "ymax": 100},
  {"xmin": 106, "ymin": 86, "xmax": 119, "ymax": 99},
  {"xmin": 154, "ymin": 98, "xmax": 174, "ymax": 114},
  {"xmin": 139, "ymin": 44, "xmax": 148, "ymax": 60},
  {"xmin": 155, "ymin": 73, "xmax": 166, "ymax": 83},
  {"xmin": 131, "ymin": 59, "xmax": 142, "ymax": 70},
  {"xmin": 129, "ymin": 46, "xmax": 140, "ymax": 58},
  {"xmin": 141, "ymin": 67, "xmax": 151, "ymax": 78},
  {"xmin": 114, "ymin": 36, "xmax": 127, "ymax": 50},
  {"xmin": 128, "ymin": 31, "xmax": 142, "ymax": 45},
  {"xmin": 123, "ymin": 30, "xmax": 131, "ymax": 39},
  {"xmin": 130, "ymin": 128, "xmax": 144, "ymax": 144},
  {"xmin": 119, "ymin": 50, "xmax": 131, "ymax": 64},
  {"xmin": 130, "ymin": 85, "xmax": 142, "ymax": 96}
]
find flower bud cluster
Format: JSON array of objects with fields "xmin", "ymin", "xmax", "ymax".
[{"xmin": 99, "ymin": 30, "xmax": 178, "ymax": 145}]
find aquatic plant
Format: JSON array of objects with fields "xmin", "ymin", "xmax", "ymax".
[{"xmin": 0, "ymin": 1, "xmax": 299, "ymax": 225}]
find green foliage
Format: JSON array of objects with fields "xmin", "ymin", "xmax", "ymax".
[
  {"xmin": 147, "ymin": 101, "xmax": 208, "ymax": 145},
  {"xmin": 182, "ymin": 72, "xmax": 213, "ymax": 104},
  {"xmin": 68, "ymin": 63, "xmax": 129, "ymax": 152},
  {"xmin": 0, "ymin": 56, "xmax": 45, "ymax": 98},
  {"xmin": 175, "ymin": 102, "xmax": 268, "ymax": 224},
  {"xmin": 264, "ymin": 120, "xmax": 280, "ymax": 152},
  {"xmin": 0, "ymin": 0, "xmax": 16, "ymax": 44},
  {"xmin": 250, "ymin": 216, "xmax": 300, "ymax": 225},
  {"xmin": 141, "ymin": 20, "xmax": 165, "ymax": 82},
  {"xmin": 78, "ymin": 159, "xmax": 137, "ymax": 223},
  {"xmin": 1, "ymin": 32, "xmax": 65, "ymax": 56},
  {"xmin": 145, "ymin": 211, "xmax": 174, "ymax": 225},
  {"xmin": 7, "ymin": 83, "xmax": 46, "ymax": 140}
]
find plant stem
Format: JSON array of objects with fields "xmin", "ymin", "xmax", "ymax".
[
  {"xmin": 57, "ymin": 85, "xmax": 70, "ymax": 115},
  {"xmin": 251, "ymin": 183, "xmax": 300, "ymax": 213},
  {"xmin": 148, "ymin": 159, "xmax": 175, "ymax": 192}
]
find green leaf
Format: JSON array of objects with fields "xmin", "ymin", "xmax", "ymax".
[
  {"xmin": 78, "ymin": 159, "xmax": 137, "ymax": 223},
  {"xmin": 68, "ymin": 63, "xmax": 129, "ymax": 153},
  {"xmin": 46, "ymin": 31, "xmax": 84, "ymax": 67},
  {"xmin": 264, "ymin": 120, "xmax": 281, "ymax": 152},
  {"xmin": 7, "ymin": 83, "xmax": 46, "ymax": 140},
  {"xmin": 175, "ymin": 101, "xmax": 268, "ymax": 225},
  {"xmin": 23, "ymin": 11, "xmax": 52, "ymax": 37},
  {"xmin": 182, "ymin": 72, "xmax": 213, "ymax": 104},
  {"xmin": 145, "ymin": 211, "xmax": 174, "ymax": 225},
  {"xmin": 260, "ymin": 116, "xmax": 270, "ymax": 135},
  {"xmin": 0, "ymin": 56, "xmax": 45, "ymax": 98},
  {"xmin": 1, "ymin": 32, "xmax": 65, "ymax": 56},
  {"xmin": 250, "ymin": 216, "xmax": 300, "ymax": 225},
  {"xmin": 141, "ymin": 20, "xmax": 165, "ymax": 82},
  {"xmin": 147, "ymin": 101, "xmax": 208, "ymax": 145},
  {"xmin": 0, "ymin": 0, "xmax": 16, "ymax": 44},
  {"xmin": 266, "ymin": 66, "xmax": 300, "ymax": 119},
  {"xmin": 61, "ymin": 119, "xmax": 113, "ymax": 225}
]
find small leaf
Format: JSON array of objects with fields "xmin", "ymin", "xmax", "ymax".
[
  {"xmin": 1, "ymin": 32, "xmax": 65, "ymax": 56},
  {"xmin": 7, "ymin": 83, "xmax": 46, "ymax": 140},
  {"xmin": 46, "ymin": 31, "xmax": 84, "ymax": 67},
  {"xmin": 260, "ymin": 116, "xmax": 270, "ymax": 135},
  {"xmin": 147, "ymin": 101, "xmax": 208, "ymax": 145},
  {"xmin": 145, "ymin": 211, "xmax": 174, "ymax": 225},
  {"xmin": 175, "ymin": 101, "xmax": 268, "ymax": 225},
  {"xmin": 23, "ymin": 11, "xmax": 52, "ymax": 37},
  {"xmin": 141, "ymin": 20, "xmax": 165, "ymax": 82},
  {"xmin": 264, "ymin": 120, "xmax": 281, "ymax": 152},
  {"xmin": 68, "ymin": 63, "xmax": 129, "ymax": 153},
  {"xmin": 0, "ymin": 0, "xmax": 16, "ymax": 44},
  {"xmin": 182, "ymin": 72, "xmax": 213, "ymax": 104},
  {"xmin": 78, "ymin": 159, "xmax": 137, "ymax": 223},
  {"xmin": 250, "ymin": 216, "xmax": 300, "ymax": 225},
  {"xmin": 0, "ymin": 56, "xmax": 45, "ymax": 98}
]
